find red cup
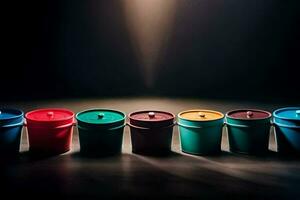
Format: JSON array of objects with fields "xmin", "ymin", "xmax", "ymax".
[{"xmin": 25, "ymin": 108, "xmax": 75, "ymax": 155}]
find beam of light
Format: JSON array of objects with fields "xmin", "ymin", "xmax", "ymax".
[{"xmin": 122, "ymin": 0, "xmax": 177, "ymax": 88}]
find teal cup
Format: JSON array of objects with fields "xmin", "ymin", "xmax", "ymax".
[
  {"xmin": 177, "ymin": 110, "xmax": 224, "ymax": 155},
  {"xmin": 76, "ymin": 109, "xmax": 126, "ymax": 156},
  {"xmin": 226, "ymin": 109, "xmax": 272, "ymax": 155}
]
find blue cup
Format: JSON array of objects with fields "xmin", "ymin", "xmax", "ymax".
[
  {"xmin": 273, "ymin": 107, "xmax": 300, "ymax": 154},
  {"xmin": 0, "ymin": 108, "xmax": 24, "ymax": 155}
]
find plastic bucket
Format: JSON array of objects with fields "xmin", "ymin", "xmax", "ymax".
[
  {"xmin": 25, "ymin": 108, "xmax": 75, "ymax": 155},
  {"xmin": 177, "ymin": 109, "xmax": 224, "ymax": 155},
  {"xmin": 273, "ymin": 107, "xmax": 300, "ymax": 154},
  {"xmin": 226, "ymin": 109, "xmax": 272, "ymax": 155},
  {"xmin": 76, "ymin": 109, "xmax": 126, "ymax": 156},
  {"xmin": 0, "ymin": 108, "xmax": 24, "ymax": 155},
  {"xmin": 128, "ymin": 110, "xmax": 175, "ymax": 155}
]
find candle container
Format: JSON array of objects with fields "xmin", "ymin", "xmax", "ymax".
[
  {"xmin": 0, "ymin": 108, "xmax": 24, "ymax": 155},
  {"xmin": 26, "ymin": 108, "xmax": 75, "ymax": 155},
  {"xmin": 273, "ymin": 107, "xmax": 300, "ymax": 154},
  {"xmin": 128, "ymin": 110, "xmax": 175, "ymax": 155},
  {"xmin": 177, "ymin": 109, "xmax": 224, "ymax": 155},
  {"xmin": 76, "ymin": 109, "xmax": 126, "ymax": 156},
  {"xmin": 226, "ymin": 109, "xmax": 272, "ymax": 155}
]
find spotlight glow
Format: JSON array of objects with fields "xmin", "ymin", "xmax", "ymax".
[{"xmin": 123, "ymin": 0, "xmax": 177, "ymax": 88}]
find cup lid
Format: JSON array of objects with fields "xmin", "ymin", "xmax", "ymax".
[
  {"xmin": 76, "ymin": 109, "xmax": 125, "ymax": 125},
  {"xmin": 129, "ymin": 110, "xmax": 174, "ymax": 128},
  {"xmin": 0, "ymin": 108, "xmax": 23, "ymax": 121},
  {"xmin": 178, "ymin": 109, "xmax": 224, "ymax": 121},
  {"xmin": 130, "ymin": 111, "xmax": 174, "ymax": 121},
  {"xmin": 226, "ymin": 109, "xmax": 271, "ymax": 120},
  {"xmin": 25, "ymin": 108, "xmax": 74, "ymax": 123},
  {"xmin": 273, "ymin": 107, "xmax": 300, "ymax": 121}
]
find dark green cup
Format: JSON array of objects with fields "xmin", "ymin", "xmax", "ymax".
[
  {"xmin": 226, "ymin": 109, "xmax": 272, "ymax": 155},
  {"xmin": 76, "ymin": 109, "xmax": 126, "ymax": 156}
]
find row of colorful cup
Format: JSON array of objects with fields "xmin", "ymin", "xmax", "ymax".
[{"xmin": 0, "ymin": 107, "xmax": 299, "ymax": 156}]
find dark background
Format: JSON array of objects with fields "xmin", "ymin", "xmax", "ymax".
[{"xmin": 2, "ymin": 0, "xmax": 300, "ymax": 102}]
